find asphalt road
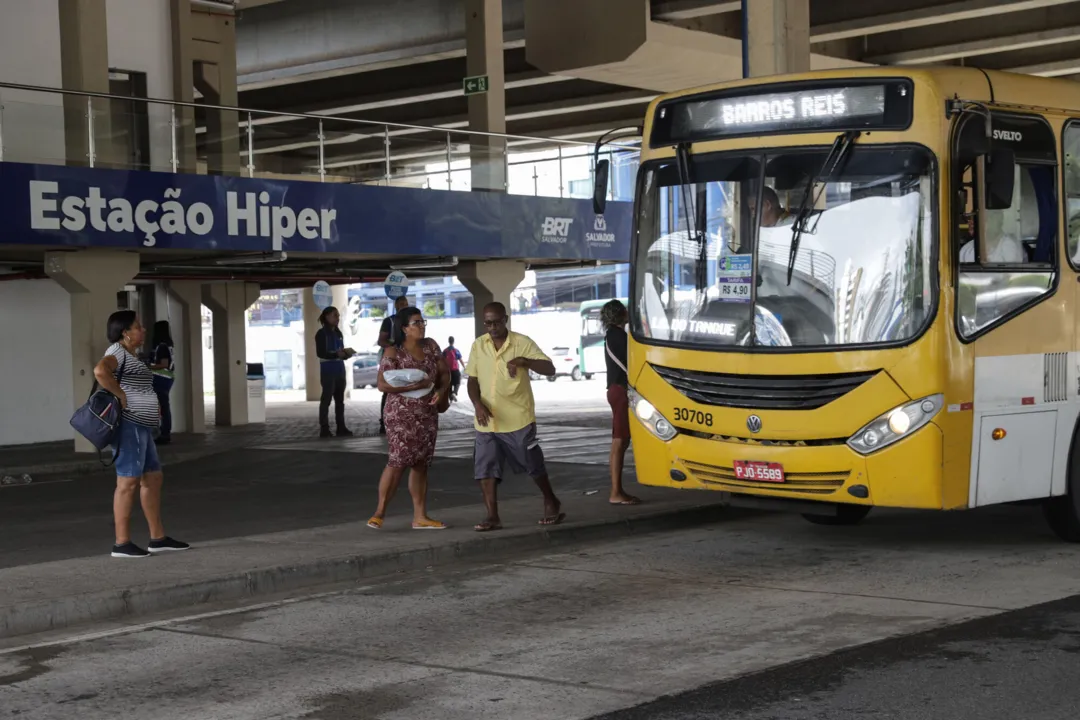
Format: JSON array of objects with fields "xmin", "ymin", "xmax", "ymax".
[
  {"xmin": 592, "ymin": 591, "xmax": 1080, "ymax": 720},
  {"xmin": 5, "ymin": 505, "xmax": 1080, "ymax": 719}
]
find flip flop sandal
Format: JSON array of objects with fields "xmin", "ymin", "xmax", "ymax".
[
  {"xmin": 538, "ymin": 512, "xmax": 566, "ymax": 526},
  {"xmin": 413, "ymin": 519, "xmax": 447, "ymax": 530},
  {"xmin": 367, "ymin": 516, "xmax": 383, "ymax": 529},
  {"xmin": 474, "ymin": 520, "xmax": 503, "ymax": 532},
  {"xmin": 609, "ymin": 497, "xmax": 642, "ymax": 506}
]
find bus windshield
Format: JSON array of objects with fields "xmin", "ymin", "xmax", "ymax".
[{"xmin": 632, "ymin": 145, "xmax": 934, "ymax": 349}]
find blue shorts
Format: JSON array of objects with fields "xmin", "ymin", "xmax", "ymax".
[{"xmin": 112, "ymin": 421, "xmax": 162, "ymax": 477}]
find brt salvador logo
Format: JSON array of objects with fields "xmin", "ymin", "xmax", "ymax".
[{"xmin": 541, "ymin": 217, "xmax": 573, "ymax": 244}]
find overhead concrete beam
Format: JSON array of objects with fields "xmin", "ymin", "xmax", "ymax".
[
  {"xmin": 652, "ymin": 1, "xmax": 741, "ymax": 20},
  {"xmin": 236, "ymin": 0, "xmax": 528, "ymax": 90},
  {"xmin": 811, "ymin": 0, "xmax": 1080, "ymax": 43},
  {"xmin": 244, "ymin": 72, "xmax": 570, "ymax": 129},
  {"xmin": 869, "ymin": 25, "xmax": 1080, "ymax": 64},
  {"xmin": 1007, "ymin": 58, "xmax": 1080, "ymax": 76},
  {"xmin": 526, "ymin": 0, "xmax": 863, "ymax": 92}
]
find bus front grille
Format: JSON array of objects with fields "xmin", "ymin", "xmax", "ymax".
[
  {"xmin": 682, "ymin": 460, "xmax": 849, "ymax": 495},
  {"xmin": 652, "ymin": 365, "xmax": 878, "ymax": 410}
]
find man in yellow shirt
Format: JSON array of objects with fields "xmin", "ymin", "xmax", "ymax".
[{"xmin": 465, "ymin": 302, "xmax": 563, "ymax": 531}]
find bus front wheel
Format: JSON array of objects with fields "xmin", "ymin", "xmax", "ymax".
[
  {"xmin": 802, "ymin": 505, "xmax": 871, "ymax": 526},
  {"xmin": 1044, "ymin": 425, "xmax": 1080, "ymax": 542},
  {"xmin": 571, "ymin": 367, "xmax": 583, "ymax": 382}
]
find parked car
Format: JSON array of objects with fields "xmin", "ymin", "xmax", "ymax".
[
  {"xmin": 352, "ymin": 353, "xmax": 380, "ymax": 389},
  {"xmin": 532, "ymin": 346, "xmax": 586, "ymax": 382}
]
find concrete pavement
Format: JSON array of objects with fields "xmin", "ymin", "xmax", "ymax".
[
  {"xmin": 3, "ymin": 504, "xmax": 1080, "ymax": 719},
  {"xmin": 0, "ymin": 379, "xmax": 611, "ymax": 477},
  {"xmin": 0, "ymin": 419, "xmax": 722, "ymax": 639}
]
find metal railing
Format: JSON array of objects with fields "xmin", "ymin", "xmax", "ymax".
[{"xmin": 0, "ymin": 81, "xmax": 640, "ymax": 198}]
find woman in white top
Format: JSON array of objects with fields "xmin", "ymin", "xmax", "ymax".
[{"xmin": 93, "ymin": 310, "xmax": 189, "ymax": 559}]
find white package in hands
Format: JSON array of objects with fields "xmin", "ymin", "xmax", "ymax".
[{"xmin": 383, "ymin": 368, "xmax": 433, "ymax": 398}]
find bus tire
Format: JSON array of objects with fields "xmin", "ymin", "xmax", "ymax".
[
  {"xmin": 1043, "ymin": 421, "xmax": 1080, "ymax": 542},
  {"xmin": 802, "ymin": 505, "xmax": 871, "ymax": 526},
  {"xmin": 584, "ymin": 373, "xmax": 593, "ymax": 380},
  {"xmin": 571, "ymin": 366, "xmax": 582, "ymax": 382}
]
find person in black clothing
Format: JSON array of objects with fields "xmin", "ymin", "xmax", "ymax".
[
  {"xmin": 602, "ymin": 300, "xmax": 641, "ymax": 505},
  {"xmin": 377, "ymin": 295, "xmax": 410, "ymax": 434},
  {"xmin": 315, "ymin": 305, "xmax": 355, "ymax": 438}
]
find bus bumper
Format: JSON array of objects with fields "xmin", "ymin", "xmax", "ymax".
[{"xmin": 631, "ymin": 416, "xmax": 945, "ymax": 510}]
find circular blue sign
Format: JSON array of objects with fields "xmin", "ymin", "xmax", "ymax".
[
  {"xmin": 384, "ymin": 271, "xmax": 409, "ymax": 299},
  {"xmin": 312, "ymin": 280, "xmax": 333, "ymax": 310}
]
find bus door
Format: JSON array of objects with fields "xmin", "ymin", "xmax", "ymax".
[{"xmin": 954, "ymin": 110, "xmax": 1066, "ymax": 507}]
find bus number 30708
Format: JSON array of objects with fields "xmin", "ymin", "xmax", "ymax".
[{"xmin": 674, "ymin": 408, "xmax": 713, "ymax": 426}]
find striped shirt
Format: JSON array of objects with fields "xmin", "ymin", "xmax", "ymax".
[{"xmin": 106, "ymin": 343, "xmax": 160, "ymax": 428}]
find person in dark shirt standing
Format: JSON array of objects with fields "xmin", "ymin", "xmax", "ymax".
[
  {"xmin": 443, "ymin": 336, "xmax": 463, "ymax": 401},
  {"xmin": 315, "ymin": 305, "xmax": 355, "ymax": 438},
  {"xmin": 602, "ymin": 300, "xmax": 641, "ymax": 505},
  {"xmin": 377, "ymin": 295, "xmax": 410, "ymax": 435}
]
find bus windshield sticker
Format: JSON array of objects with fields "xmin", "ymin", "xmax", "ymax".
[
  {"xmin": 716, "ymin": 276, "xmax": 752, "ymax": 303},
  {"xmin": 719, "ymin": 254, "xmax": 752, "ymax": 277}
]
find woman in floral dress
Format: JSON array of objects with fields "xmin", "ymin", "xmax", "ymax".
[{"xmin": 367, "ymin": 306, "xmax": 451, "ymax": 530}]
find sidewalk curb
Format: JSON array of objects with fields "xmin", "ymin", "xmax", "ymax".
[{"xmin": 0, "ymin": 503, "xmax": 729, "ymax": 640}]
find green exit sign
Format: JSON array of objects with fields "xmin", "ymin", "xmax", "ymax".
[{"xmin": 463, "ymin": 75, "xmax": 489, "ymax": 96}]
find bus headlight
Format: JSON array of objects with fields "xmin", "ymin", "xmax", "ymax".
[
  {"xmin": 629, "ymin": 388, "xmax": 677, "ymax": 441},
  {"xmin": 847, "ymin": 394, "xmax": 943, "ymax": 455}
]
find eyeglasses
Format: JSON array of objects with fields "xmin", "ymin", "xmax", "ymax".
[
  {"xmin": 483, "ymin": 318, "xmax": 507, "ymax": 327},
  {"xmin": 408, "ymin": 319, "xmax": 427, "ymax": 327}
]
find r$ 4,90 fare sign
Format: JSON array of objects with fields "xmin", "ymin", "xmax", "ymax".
[{"xmin": 384, "ymin": 271, "xmax": 409, "ymax": 299}]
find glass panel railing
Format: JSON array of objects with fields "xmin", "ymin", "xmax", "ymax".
[
  {"xmin": 0, "ymin": 96, "xmax": 69, "ymax": 166},
  {"xmin": 0, "ymin": 84, "xmax": 640, "ymax": 195}
]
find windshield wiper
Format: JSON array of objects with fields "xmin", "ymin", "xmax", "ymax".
[
  {"xmin": 786, "ymin": 130, "xmax": 860, "ymax": 285},
  {"xmin": 675, "ymin": 143, "xmax": 709, "ymax": 296}
]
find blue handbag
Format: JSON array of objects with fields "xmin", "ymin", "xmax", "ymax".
[{"xmin": 70, "ymin": 356, "xmax": 126, "ymax": 465}]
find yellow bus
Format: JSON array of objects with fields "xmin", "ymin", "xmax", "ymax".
[{"xmin": 593, "ymin": 67, "xmax": 1080, "ymax": 539}]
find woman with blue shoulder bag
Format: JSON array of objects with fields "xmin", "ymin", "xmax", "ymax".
[{"xmin": 93, "ymin": 310, "xmax": 189, "ymax": 559}]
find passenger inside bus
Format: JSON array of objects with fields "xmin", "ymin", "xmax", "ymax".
[{"xmin": 958, "ymin": 165, "xmax": 1054, "ymax": 264}]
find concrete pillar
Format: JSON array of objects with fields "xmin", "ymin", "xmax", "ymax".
[
  {"xmin": 58, "ymin": 0, "xmax": 114, "ymax": 167},
  {"xmin": 465, "ymin": 0, "xmax": 506, "ymax": 192},
  {"xmin": 165, "ymin": 281, "xmax": 207, "ymax": 434},
  {"xmin": 332, "ymin": 284, "xmax": 352, "ymax": 400},
  {"xmin": 170, "ymin": 0, "xmax": 198, "ymax": 173},
  {"xmin": 191, "ymin": 6, "xmax": 240, "ymax": 176},
  {"xmin": 45, "ymin": 250, "xmax": 140, "ymax": 453},
  {"xmin": 201, "ymin": 282, "xmax": 259, "ymax": 426},
  {"xmin": 302, "ymin": 287, "xmax": 321, "ymax": 402},
  {"xmin": 458, "ymin": 260, "xmax": 526, "ymax": 338},
  {"xmin": 746, "ymin": 0, "xmax": 811, "ymax": 78}
]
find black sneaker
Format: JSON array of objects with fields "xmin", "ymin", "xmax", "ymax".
[
  {"xmin": 111, "ymin": 542, "xmax": 150, "ymax": 559},
  {"xmin": 148, "ymin": 536, "xmax": 190, "ymax": 554},
  {"xmin": 320, "ymin": 427, "xmax": 333, "ymax": 438},
  {"xmin": 336, "ymin": 428, "xmax": 354, "ymax": 437}
]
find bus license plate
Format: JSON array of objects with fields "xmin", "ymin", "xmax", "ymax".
[{"xmin": 733, "ymin": 460, "xmax": 785, "ymax": 483}]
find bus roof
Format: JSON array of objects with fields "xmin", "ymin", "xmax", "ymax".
[{"xmin": 646, "ymin": 66, "xmax": 1080, "ymax": 124}]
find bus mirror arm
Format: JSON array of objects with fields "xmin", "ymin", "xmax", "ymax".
[{"xmin": 591, "ymin": 126, "xmax": 643, "ymax": 215}]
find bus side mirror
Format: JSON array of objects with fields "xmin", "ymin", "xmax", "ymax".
[
  {"xmin": 985, "ymin": 148, "xmax": 1016, "ymax": 210},
  {"xmin": 593, "ymin": 159, "xmax": 610, "ymax": 215}
]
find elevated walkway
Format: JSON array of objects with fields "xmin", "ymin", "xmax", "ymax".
[{"xmin": 0, "ymin": 81, "xmax": 640, "ymax": 284}]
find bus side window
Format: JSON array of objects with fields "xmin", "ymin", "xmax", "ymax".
[
  {"xmin": 1063, "ymin": 122, "xmax": 1080, "ymax": 268},
  {"xmin": 956, "ymin": 112, "xmax": 1057, "ymax": 339}
]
